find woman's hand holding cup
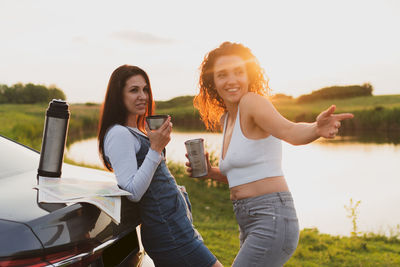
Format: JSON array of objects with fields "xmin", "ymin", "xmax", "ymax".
[
  {"xmin": 185, "ymin": 151, "xmax": 211, "ymax": 178},
  {"xmin": 145, "ymin": 116, "xmax": 172, "ymax": 154}
]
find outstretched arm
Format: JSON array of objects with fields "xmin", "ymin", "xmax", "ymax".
[{"xmin": 242, "ymin": 93, "xmax": 354, "ymax": 145}]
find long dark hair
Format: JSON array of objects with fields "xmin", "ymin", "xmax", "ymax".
[
  {"xmin": 194, "ymin": 41, "xmax": 269, "ymax": 131},
  {"xmin": 98, "ymin": 65, "xmax": 155, "ymax": 171}
]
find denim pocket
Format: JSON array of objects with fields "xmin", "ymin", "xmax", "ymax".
[
  {"xmin": 282, "ymin": 217, "xmax": 299, "ymax": 255},
  {"xmin": 248, "ymin": 205, "xmax": 275, "ymax": 217}
]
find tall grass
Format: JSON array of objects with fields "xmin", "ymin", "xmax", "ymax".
[
  {"xmin": 286, "ymin": 228, "xmax": 400, "ymax": 267},
  {"xmin": 0, "ymin": 103, "xmax": 99, "ymax": 150},
  {"xmin": 0, "ymin": 104, "xmax": 45, "ymax": 149},
  {"xmin": 67, "ymin": 103, "xmax": 100, "ymax": 143}
]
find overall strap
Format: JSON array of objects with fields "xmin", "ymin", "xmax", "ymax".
[{"xmin": 125, "ymin": 127, "xmax": 166, "ymax": 159}]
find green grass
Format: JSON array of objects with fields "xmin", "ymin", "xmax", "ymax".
[
  {"xmin": 286, "ymin": 228, "xmax": 400, "ymax": 267},
  {"xmin": 0, "ymin": 103, "xmax": 46, "ymax": 149},
  {"xmin": 0, "ymin": 103, "xmax": 100, "ymax": 150}
]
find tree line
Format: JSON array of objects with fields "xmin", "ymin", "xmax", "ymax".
[
  {"xmin": 296, "ymin": 83, "xmax": 373, "ymax": 103},
  {"xmin": 0, "ymin": 83, "xmax": 66, "ymax": 104}
]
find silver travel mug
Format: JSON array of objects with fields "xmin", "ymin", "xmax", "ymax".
[
  {"xmin": 38, "ymin": 99, "xmax": 70, "ymax": 177},
  {"xmin": 184, "ymin": 138, "xmax": 208, "ymax": 178}
]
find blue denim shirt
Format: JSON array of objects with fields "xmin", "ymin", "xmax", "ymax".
[{"xmin": 126, "ymin": 128, "xmax": 200, "ymax": 255}]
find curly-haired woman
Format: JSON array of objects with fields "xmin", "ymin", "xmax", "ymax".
[{"xmin": 186, "ymin": 42, "xmax": 353, "ymax": 266}]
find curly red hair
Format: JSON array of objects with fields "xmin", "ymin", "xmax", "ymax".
[{"xmin": 194, "ymin": 42, "xmax": 270, "ymax": 131}]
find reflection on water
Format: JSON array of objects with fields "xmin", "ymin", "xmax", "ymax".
[
  {"xmin": 66, "ymin": 132, "xmax": 400, "ymax": 236},
  {"xmin": 334, "ymin": 131, "xmax": 400, "ymax": 145}
]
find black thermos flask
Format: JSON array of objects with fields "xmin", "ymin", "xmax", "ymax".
[{"xmin": 38, "ymin": 99, "xmax": 70, "ymax": 177}]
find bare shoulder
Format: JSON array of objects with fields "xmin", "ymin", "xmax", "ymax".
[{"xmin": 239, "ymin": 92, "xmax": 270, "ymax": 112}]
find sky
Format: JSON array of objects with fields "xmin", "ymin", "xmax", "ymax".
[{"xmin": 1, "ymin": 0, "xmax": 399, "ymax": 103}]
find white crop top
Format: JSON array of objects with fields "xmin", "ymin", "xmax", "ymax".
[{"xmin": 219, "ymin": 108, "xmax": 284, "ymax": 188}]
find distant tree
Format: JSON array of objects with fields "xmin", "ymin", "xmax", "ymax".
[
  {"xmin": 24, "ymin": 83, "xmax": 48, "ymax": 103},
  {"xmin": 361, "ymin": 82, "xmax": 374, "ymax": 95},
  {"xmin": 13, "ymin": 83, "xmax": 25, "ymax": 103},
  {"xmin": 3, "ymin": 86, "xmax": 18, "ymax": 103},
  {"xmin": 0, "ymin": 84, "xmax": 8, "ymax": 103},
  {"xmin": 0, "ymin": 83, "xmax": 67, "ymax": 104},
  {"xmin": 48, "ymin": 86, "xmax": 66, "ymax": 101}
]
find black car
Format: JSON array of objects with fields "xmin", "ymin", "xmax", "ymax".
[{"xmin": 0, "ymin": 134, "xmax": 154, "ymax": 267}]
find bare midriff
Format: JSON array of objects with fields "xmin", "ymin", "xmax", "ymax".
[{"xmin": 229, "ymin": 176, "xmax": 289, "ymax": 200}]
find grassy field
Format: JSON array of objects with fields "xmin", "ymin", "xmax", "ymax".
[
  {"xmin": 0, "ymin": 103, "xmax": 47, "ymax": 149},
  {"xmin": 0, "ymin": 103, "xmax": 99, "ymax": 150},
  {"xmin": 273, "ymin": 95, "xmax": 400, "ymax": 119},
  {"xmin": 271, "ymin": 94, "xmax": 400, "ymax": 121}
]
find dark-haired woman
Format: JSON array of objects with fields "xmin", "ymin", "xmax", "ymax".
[{"xmin": 98, "ymin": 65, "xmax": 222, "ymax": 267}]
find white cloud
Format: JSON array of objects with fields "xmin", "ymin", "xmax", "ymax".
[{"xmin": 111, "ymin": 30, "xmax": 175, "ymax": 45}]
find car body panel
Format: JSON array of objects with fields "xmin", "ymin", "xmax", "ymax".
[
  {"xmin": 0, "ymin": 219, "xmax": 44, "ymax": 258},
  {"xmin": 0, "ymin": 171, "xmax": 49, "ymax": 222},
  {"xmin": 0, "ymin": 135, "xmax": 150, "ymax": 266}
]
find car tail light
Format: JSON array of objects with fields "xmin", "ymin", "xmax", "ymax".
[
  {"xmin": 0, "ymin": 256, "xmax": 48, "ymax": 267},
  {"xmin": 0, "ymin": 246, "xmax": 102, "ymax": 267},
  {"xmin": 0, "ymin": 229, "xmax": 141, "ymax": 266},
  {"xmin": 45, "ymin": 250, "xmax": 102, "ymax": 267}
]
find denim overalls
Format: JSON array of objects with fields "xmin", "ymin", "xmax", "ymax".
[{"xmin": 126, "ymin": 129, "xmax": 215, "ymax": 265}]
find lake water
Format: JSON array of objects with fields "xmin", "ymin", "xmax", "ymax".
[{"xmin": 66, "ymin": 132, "xmax": 400, "ymax": 237}]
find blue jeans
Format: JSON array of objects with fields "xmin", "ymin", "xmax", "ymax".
[{"xmin": 232, "ymin": 192, "xmax": 299, "ymax": 267}]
